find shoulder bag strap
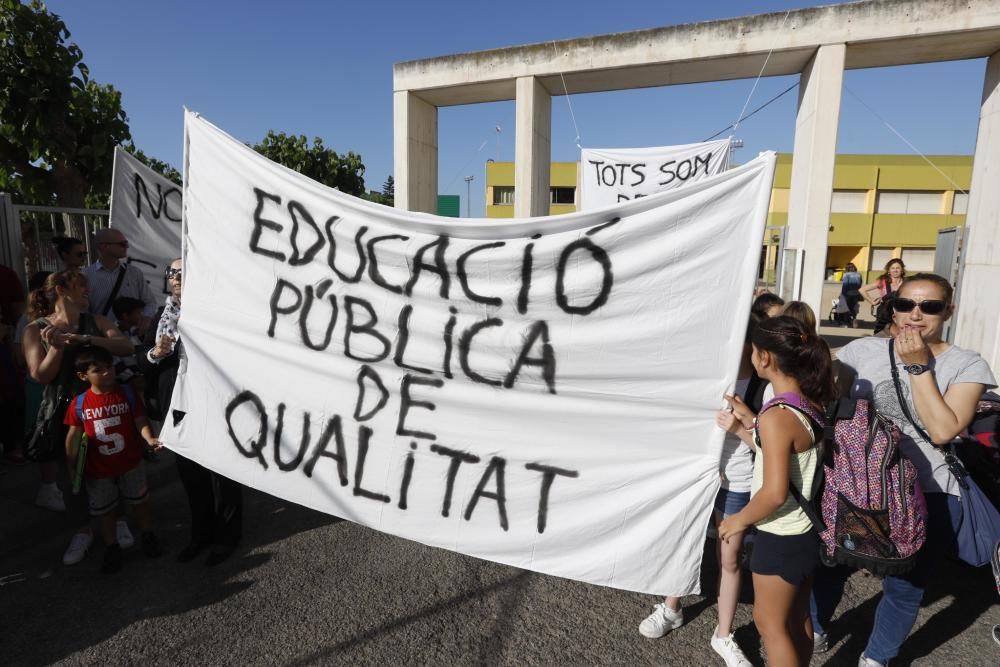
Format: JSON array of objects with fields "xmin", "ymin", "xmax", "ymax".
[
  {"xmin": 888, "ymin": 339, "xmax": 969, "ymax": 488},
  {"xmin": 100, "ymin": 265, "xmax": 128, "ymax": 316}
]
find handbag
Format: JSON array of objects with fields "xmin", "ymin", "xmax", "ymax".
[
  {"xmin": 24, "ymin": 316, "xmax": 90, "ymax": 462},
  {"xmin": 25, "ymin": 389, "xmax": 72, "ymax": 462},
  {"xmin": 889, "ymin": 339, "xmax": 1000, "ymax": 567}
]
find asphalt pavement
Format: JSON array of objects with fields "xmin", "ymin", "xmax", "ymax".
[{"xmin": 1, "ymin": 447, "xmax": 997, "ymax": 666}]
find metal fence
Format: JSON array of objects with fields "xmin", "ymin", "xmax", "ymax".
[{"xmin": 0, "ymin": 193, "xmax": 110, "ymax": 288}]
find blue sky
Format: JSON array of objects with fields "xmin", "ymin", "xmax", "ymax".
[{"xmin": 45, "ymin": 1, "xmax": 986, "ymax": 216}]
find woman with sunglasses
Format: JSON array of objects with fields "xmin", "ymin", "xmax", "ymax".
[
  {"xmin": 138, "ymin": 259, "xmax": 243, "ymax": 566},
  {"xmin": 832, "ymin": 273, "xmax": 996, "ymax": 667},
  {"xmin": 51, "ymin": 236, "xmax": 88, "ymax": 273}
]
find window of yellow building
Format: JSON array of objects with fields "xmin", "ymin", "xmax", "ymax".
[
  {"xmin": 901, "ymin": 248, "xmax": 936, "ymax": 272},
  {"xmin": 876, "ymin": 191, "xmax": 944, "ymax": 214},
  {"xmin": 831, "ymin": 190, "xmax": 868, "ymax": 214},
  {"xmin": 952, "ymin": 192, "xmax": 969, "ymax": 215},
  {"xmin": 871, "ymin": 247, "xmax": 897, "ymax": 270},
  {"xmin": 493, "ymin": 186, "xmax": 514, "ymax": 205},
  {"xmin": 550, "ymin": 187, "xmax": 575, "ymax": 205}
]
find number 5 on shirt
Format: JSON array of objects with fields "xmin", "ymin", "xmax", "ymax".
[{"xmin": 93, "ymin": 416, "xmax": 125, "ymax": 455}]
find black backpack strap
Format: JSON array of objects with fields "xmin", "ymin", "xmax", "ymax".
[{"xmin": 100, "ymin": 265, "xmax": 128, "ymax": 316}]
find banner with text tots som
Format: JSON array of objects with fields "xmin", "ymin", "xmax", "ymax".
[
  {"xmin": 109, "ymin": 146, "xmax": 182, "ymax": 295},
  {"xmin": 161, "ymin": 111, "xmax": 774, "ymax": 595},
  {"xmin": 579, "ymin": 138, "xmax": 732, "ymax": 211}
]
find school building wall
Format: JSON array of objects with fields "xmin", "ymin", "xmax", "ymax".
[{"xmin": 482, "ymin": 153, "xmax": 972, "ymax": 282}]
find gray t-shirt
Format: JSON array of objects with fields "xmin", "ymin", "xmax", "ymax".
[{"xmin": 837, "ymin": 336, "xmax": 997, "ymax": 496}]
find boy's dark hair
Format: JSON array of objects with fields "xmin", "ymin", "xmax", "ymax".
[
  {"xmin": 112, "ymin": 296, "xmax": 145, "ymax": 320},
  {"xmin": 75, "ymin": 345, "xmax": 115, "ymax": 375},
  {"xmin": 752, "ymin": 292, "xmax": 785, "ymax": 319},
  {"xmin": 751, "ymin": 315, "xmax": 835, "ymax": 405}
]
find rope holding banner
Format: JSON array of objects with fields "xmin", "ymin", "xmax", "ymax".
[
  {"xmin": 844, "ymin": 85, "xmax": 968, "ymax": 195},
  {"xmin": 551, "ymin": 41, "xmax": 583, "ymax": 149},
  {"xmin": 733, "ymin": 9, "xmax": 792, "ymax": 132}
]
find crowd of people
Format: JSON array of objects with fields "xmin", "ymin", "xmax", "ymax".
[
  {"xmin": 0, "ymin": 231, "xmax": 997, "ymax": 666},
  {"xmin": 0, "ymin": 230, "xmax": 243, "ymax": 574},
  {"xmin": 639, "ymin": 277, "xmax": 997, "ymax": 667}
]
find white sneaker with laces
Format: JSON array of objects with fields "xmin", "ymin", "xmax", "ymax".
[
  {"xmin": 116, "ymin": 520, "xmax": 135, "ymax": 549},
  {"xmin": 638, "ymin": 603, "xmax": 684, "ymax": 638},
  {"xmin": 35, "ymin": 484, "xmax": 66, "ymax": 512},
  {"xmin": 710, "ymin": 627, "xmax": 752, "ymax": 667},
  {"xmin": 814, "ymin": 631, "xmax": 829, "ymax": 653},
  {"xmin": 63, "ymin": 533, "xmax": 93, "ymax": 565},
  {"xmin": 858, "ymin": 656, "xmax": 885, "ymax": 667}
]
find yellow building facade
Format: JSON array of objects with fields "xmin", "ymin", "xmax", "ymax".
[
  {"xmin": 485, "ymin": 161, "xmax": 579, "ymax": 218},
  {"xmin": 484, "ymin": 154, "xmax": 971, "ymax": 282}
]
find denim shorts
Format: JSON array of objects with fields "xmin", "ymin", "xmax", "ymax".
[
  {"xmin": 749, "ymin": 529, "xmax": 820, "ymax": 586},
  {"xmin": 714, "ymin": 488, "xmax": 751, "ymax": 518}
]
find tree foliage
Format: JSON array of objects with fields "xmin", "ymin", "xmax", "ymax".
[
  {"xmin": 126, "ymin": 144, "xmax": 181, "ymax": 184},
  {"xmin": 381, "ymin": 175, "xmax": 394, "ymax": 207},
  {"xmin": 252, "ymin": 131, "xmax": 366, "ymax": 197},
  {"xmin": 0, "ymin": 0, "xmax": 131, "ymax": 207}
]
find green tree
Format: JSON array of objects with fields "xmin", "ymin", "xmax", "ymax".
[
  {"xmin": 0, "ymin": 0, "xmax": 131, "ymax": 207},
  {"xmin": 251, "ymin": 131, "xmax": 366, "ymax": 196},
  {"xmin": 380, "ymin": 175, "xmax": 394, "ymax": 207},
  {"xmin": 126, "ymin": 144, "xmax": 181, "ymax": 184}
]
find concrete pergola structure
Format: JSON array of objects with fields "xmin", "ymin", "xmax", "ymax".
[{"xmin": 394, "ymin": 0, "xmax": 1000, "ymax": 371}]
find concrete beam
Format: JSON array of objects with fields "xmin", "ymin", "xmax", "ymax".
[
  {"xmin": 954, "ymin": 50, "xmax": 1000, "ymax": 372},
  {"xmin": 785, "ymin": 44, "xmax": 845, "ymax": 320},
  {"xmin": 394, "ymin": 1, "xmax": 1000, "ymax": 106},
  {"xmin": 514, "ymin": 77, "xmax": 551, "ymax": 218},
  {"xmin": 393, "ymin": 91, "xmax": 437, "ymax": 213}
]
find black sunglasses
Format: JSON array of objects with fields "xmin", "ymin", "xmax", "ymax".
[
  {"xmin": 165, "ymin": 268, "xmax": 182, "ymax": 279},
  {"xmin": 892, "ymin": 298, "xmax": 948, "ymax": 315}
]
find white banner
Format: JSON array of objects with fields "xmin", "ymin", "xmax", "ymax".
[
  {"xmin": 579, "ymin": 138, "xmax": 732, "ymax": 211},
  {"xmin": 109, "ymin": 147, "xmax": 183, "ymax": 295},
  {"xmin": 161, "ymin": 111, "xmax": 774, "ymax": 595}
]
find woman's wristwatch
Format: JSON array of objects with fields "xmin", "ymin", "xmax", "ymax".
[{"xmin": 904, "ymin": 363, "xmax": 930, "ymax": 375}]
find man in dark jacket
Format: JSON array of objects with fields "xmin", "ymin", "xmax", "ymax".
[{"xmin": 137, "ymin": 258, "xmax": 242, "ymax": 566}]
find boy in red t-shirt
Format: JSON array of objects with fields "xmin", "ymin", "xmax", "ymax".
[{"xmin": 64, "ymin": 346, "xmax": 163, "ymax": 573}]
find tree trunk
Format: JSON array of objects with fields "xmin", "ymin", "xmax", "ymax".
[{"xmin": 50, "ymin": 160, "xmax": 88, "ymax": 239}]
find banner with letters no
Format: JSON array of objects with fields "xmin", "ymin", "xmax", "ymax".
[
  {"xmin": 580, "ymin": 138, "xmax": 732, "ymax": 211},
  {"xmin": 161, "ymin": 112, "xmax": 773, "ymax": 595},
  {"xmin": 109, "ymin": 146, "xmax": 183, "ymax": 295}
]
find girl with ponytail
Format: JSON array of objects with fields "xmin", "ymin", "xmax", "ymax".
[{"xmin": 718, "ymin": 316, "xmax": 834, "ymax": 667}]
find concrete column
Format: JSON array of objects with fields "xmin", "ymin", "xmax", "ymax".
[
  {"xmin": 784, "ymin": 44, "xmax": 845, "ymax": 316},
  {"xmin": 393, "ymin": 91, "xmax": 438, "ymax": 213},
  {"xmin": 514, "ymin": 76, "xmax": 552, "ymax": 218},
  {"xmin": 954, "ymin": 50, "xmax": 1000, "ymax": 372}
]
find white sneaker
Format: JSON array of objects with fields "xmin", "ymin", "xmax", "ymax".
[
  {"xmin": 858, "ymin": 656, "xmax": 885, "ymax": 667},
  {"xmin": 814, "ymin": 631, "xmax": 829, "ymax": 653},
  {"xmin": 710, "ymin": 627, "xmax": 752, "ymax": 667},
  {"xmin": 638, "ymin": 603, "xmax": 684, "ymax": 638},
  {"xmin": 35, "ymin": 485, "xmax": 66, "ymax": 512},
  {"xmin": 63, "ymin": 533, "xmax": 93, "ymax": 565},
  {"xmin": 116, "ymin": 521, "xmax": 135, "ymax": 549}
]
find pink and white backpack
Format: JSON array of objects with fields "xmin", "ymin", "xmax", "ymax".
[{"xmin": 817, "ymin": 399, "xmax": 927, "ymax": 575}]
